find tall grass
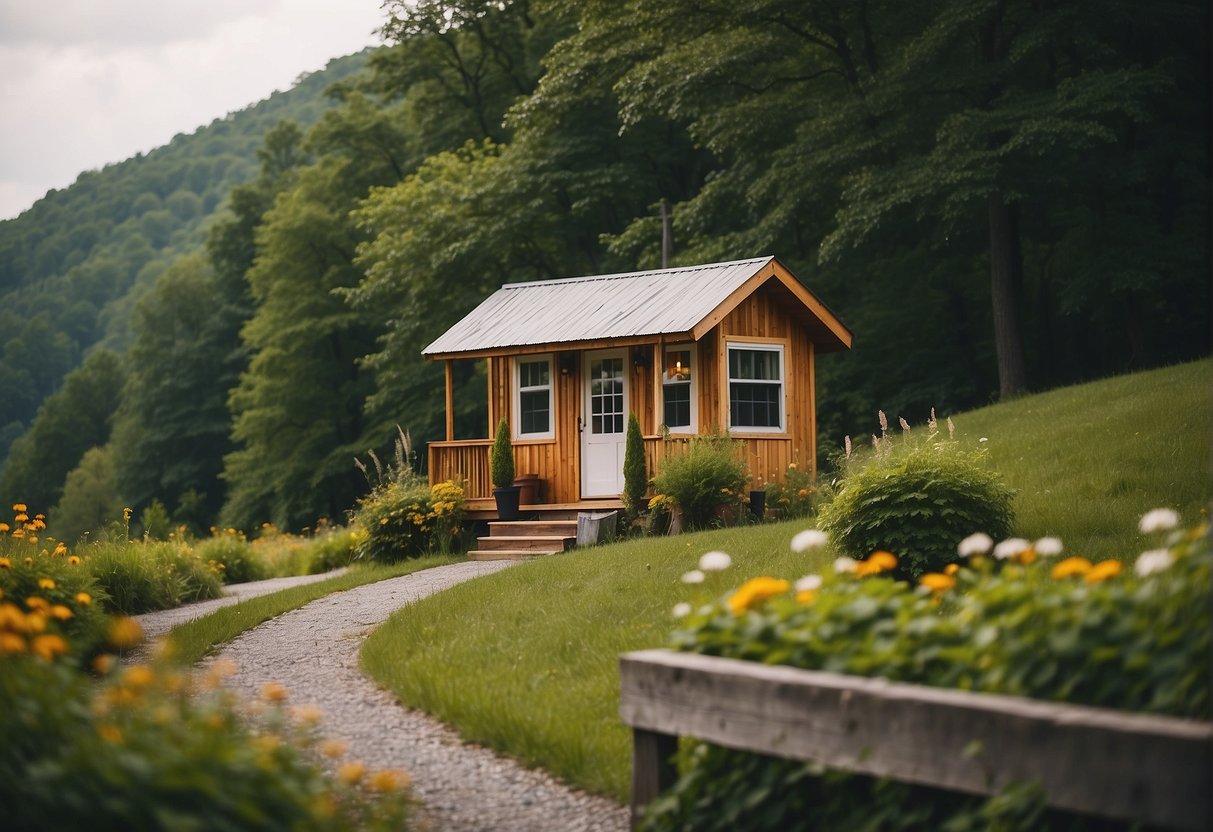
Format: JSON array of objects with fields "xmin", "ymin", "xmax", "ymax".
[{"xmin": 86, "ymin": 540, "xmax": 223, "ymax": 614}]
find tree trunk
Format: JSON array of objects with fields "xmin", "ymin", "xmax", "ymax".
[{"xmin": 988, "ymin": 191, "xmax": 1028, "ymax": 398}]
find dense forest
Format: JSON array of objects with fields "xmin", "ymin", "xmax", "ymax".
[{"xmin": 0, "ymin": 0, "xmax": 1207, "ymax": 538}]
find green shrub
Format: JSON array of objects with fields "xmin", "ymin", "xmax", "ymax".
[
  {"xmin": 818, "ymin": 434, "xmax": 1013, "ymax": 578},
  {"xmin": 195, "ymin": 529, "xmax": 267, "ymax": 584},
  {"xmin": 304, "ymin": 527, "xmax": 361, "ymax": 574},
  {"xmin": 354, "ymin": 479, "xmax": 466, "ymax": 563},
  {"xmin": 139, "ymin": 498, "xmax": 173, "ymax": 540},
  {"xmin": 764, "ymin": 461, "xmax": 818, "ymax": 519},
  {"xmin": 0, "ymin": 645, "xmax": 412, "ymax": 829},
  {"xmin": 490, "ymin": 418, "xmax": 514, "ymax": 489},
  {"xmin": 647, "ymin": 520, "xmax": 1210, "ymax": 830},
  {"xmin": 623, "ymin": 413, "xmax": 647, "ymax": 520},
  {"xmin": 651, "ymin": 433, "xmax": 747, "ymax": 530},
  {"xmin": 84, "ymin": 539, "xmax": 223, "ymax": 614}
]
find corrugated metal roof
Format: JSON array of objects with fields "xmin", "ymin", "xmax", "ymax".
[{"xmin": 423, "ymin": 256, "xmax": 776, "ymax": 356}]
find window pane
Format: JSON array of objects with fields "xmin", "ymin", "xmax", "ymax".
[
  {"xmin": 520, "ymin": 390, "xmax": 549, "ymax": 434},
  {"xmin": 730, "ymin": 382, "xmax": 780, "ymax": 428},
  {"xmin": 666, "ymin": 349, "xmax": 691, "ymax": 383},
  {"xmin": 520, "ymin": 360, "xmax": 549, "ymax": 389},
  {"xmin": 664, "ymin": 384, "xmax": 691, "ymax": 427}
]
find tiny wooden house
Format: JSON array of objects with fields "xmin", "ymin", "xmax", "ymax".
[{"xmin": 423, "ymin": 256, "xmax": 852, "ymax": 512}]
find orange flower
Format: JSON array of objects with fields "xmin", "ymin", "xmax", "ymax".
[
  {"xmin": 337, "ymin": 762, "xmax": 367, "ymax": 786},
  {"xmin": 1085, "ymin": 559, "xmax": 1123, "ymax": 584},
  {"xmin": 75, "ymin": 592, "xmax": 92, "ymax": 606},
  {"xmin": 919, "ymin": 573, "xmax": 956, "ymax": 592},
  {"xmin": 944, "ymin": 563, "xmax": 960, "ymax": 576},
  {"xmin": 727, "ymin": 577, "xmax": 791, "ymax": 615},
  {"xmin": 1050, "ymin": 557, "xmax": 1093, "ymax": 580},
  {"xmin": 107, "ymin": 616, "xmax": 144, "ymax": 650},
  {"xmin": 261, "ymin": 681, "xmax": 289, "ymax": 703},
  {"xmin": 30, "ymin": 633, "xmax": 68, "ymax": 661}
]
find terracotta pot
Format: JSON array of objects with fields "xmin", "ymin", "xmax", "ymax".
[{"xmin": 513, "ymin": 474, "xmax": 542, "ymax": 506}]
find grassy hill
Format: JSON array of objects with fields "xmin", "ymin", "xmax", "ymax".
[{"xmin": 362, "ymin": 359, "xmax": 1211, "ymax": 802}]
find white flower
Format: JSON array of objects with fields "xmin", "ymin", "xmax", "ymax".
[
  {"xmin": 794, "ymin": 574, "xmax": 823, "ymax": 592},
  {"xmin": 992, "ymin": 538, "xmax": 1030, "ymax": 560},
  {"xmin": 699, "ymin": 551, "xmax": 732, "ymax": 572},
  {"xmin": 956, "ymin": 532, "xmax": 993, "ymax": 557},
  {"xmin": 1138, "ymin": 508, "xmax": 1180, "ymax": 535},
  {"xmin": 681, "ymin": 570, "xmax": 705, "ymax": 584},
  {"xmin": 1033, "ymin": 537, "xmax": 1064, "ymax": 557},
  {"xmin": 791, "ymin": 529, "xmax": 828, "ymax": 553},
  {"xmin": 672, "ymin": 602, "xmax": 692, "ymax": 618},
  {"xmin": 833, "ymin": 556, "xmax": 857, "ymax": 574},
  {"xmin": 1135, "ymin": 548, "xmax": 1175, "ymax": 577}
]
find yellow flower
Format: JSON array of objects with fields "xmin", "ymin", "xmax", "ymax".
[
  {"xmin": 38, "ymin": 578, "xmax": 55, "ymax": 590},
  {"xmin": 30, "ymin": 633, "xmax": 68, "ymax": 661},
  {"xmin": 67, "ymin": 555, "xmax": 80, "ymax": 566},
  {"xmin": 291, "ymin": 705, "xmax": 324, "ymax": 725},
  {"xmin": 97, "ymin": 724, "xmax": 123, "ymax": 744},
  {"xmin": 0, "ymin": 557, "xmax": 9, "ymax": 569},
  {"xmin": 795, "ymin": 590, "xmax": 817, "ymax": 604},
  {"xmin": 12, "ymin": 503, "xmax": 26, "ymax": 513},
  {"xmin": 14, "ymin": 513, "xmax": 28, "ymax": 523},
  {"xmin": 0, "ymin": 524, "xmax": 9, "ymax": 534},
  {"xmin": 123, "ymin": 664, "xmax": 156, "ymax": 688},
  {"xmin": 369, "ymin": 768, "xmax": 411, "ymax": 792},
  {"xmin": 107, "ymin": 616, "xmax": 144, "ymax": 650},
  {"xmin": 0, "ymin": 632, "xmax": 25, "ymax": 654},
  {"xmin": 944, "ymin": 563, "xmax": 960, "ymax": 576},
  {"xmin": 337, "ymin": 762, "xmax": 367, "ymax": 786},
  {"xmin": 919, "ymin": 573, "xmax": 956, "ymax": 592},
  {"xmin": 320, "ymin": 739, "xmax": 348, "ymax": 759},
  {"xmin": 869, "ymin": 551, "xmax": 898, "ymax": 571},
  {"xmin": 50, "ymin": 604, "xmax": 73, "ymax": 621},
  {"xmin": 75, "ymin": 592, "xmax": 92, "ymax": 606},
  {"xmin": 25, "ymin": 596, "xmax": 49, "ymax": 612},
  {"xmin": 727, "ymin": 577, "xmax": 791, "ymax": 615},
  {"xmin": 1050, "ymin": 557, "xmax": 1093, "ymax": 580},
  {"xmin": 92, "ymin": 653, "xmax": 115, "ymax": 674},
  {"xmin": 261, "ymin": 681, "xmax": 289, "ymax": 703},
  {"xmin": 1085, "ymin": 559, "xmax": 1123, "ymax": 584}
]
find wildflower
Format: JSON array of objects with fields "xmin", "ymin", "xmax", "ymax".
[
  {"xmin": 1134, "ymin": 548, "xmax": 1174, "ymax": 577},
  {"xmin": 867, "ymin": 551, "xmax": 897, "ymax": 571},
  {"xmin": 1138, "ymin": 508, "xmax": 1180, "ymax": 535},
  {"xmin": 97, "ymin": 724, "xmax": 123, "ymax": 744},
  {"xmin": 53, "ymin": 542, "xmax": 68, "ymax": 557},
  {"xmin": 956, "ymin": 533, "xmax": 993, "ymax": 558},
  {"xmin": 1085, "ymin": 560, "xmax": 1123, "ymax": 584},
  {"xmin": 25, "ymin": 596, "xmax": 49, "ymax": 612},
  {"xmin": 320, "ymin": 739, "xmax": 348, "ymax": 758},
  {"xmin": 672, "ymin": 602, "xmax": 692, "ymax": 619},
  {"xmin": 832, "ymin": 556, "xmax": 857, "ymax": 574},
  {"xmin": 14, "ymin": 513, "xmax": 28, "ymax": 523},
  {"xmin": 919, "ymin": 573, "xmax": 955, "ymax": 592},
  {"xmin": 107, "ymin": 616, "xmax": 144, "ymax": 650},
  {"xmin": 794, "ymin": 574, "xmax": 823, "ymax": 593},
  {"xmin": 699, "ymin": 551, "xmax": 732, "ymax": 572},
  {"xmin": 1034, "ymin": 537, "xmax": 1064, "ymax": 557},
  {"xmin": 291, "ymin": 705, "xmax": 324, "ymax": 725},
  {"xmin": 337, "ymin": 761, "xmax": 367, "ymax": 786},
  {"xmin": 681, "ymin": 570, "xmax": 705, "ymax": 585},
  {"xmin": 122, "ymin": 508, "xmax": 132, "ymax": 522},
  {"xmin": 369, "ymin": 768, "xmax": 410, "ymax": 792},
  {"xmin": 0, "ymin": 524, "xmax": 8, "ymax": 534},
  {"xmin": 30, "ymin": 633, "xmax": 68, "ymax": 661},
  {"xmin": 75, "ymin": 592, "xmax": 91, "ymax": 606},
  {"xmin": 123, "ymin": 664, "xmax": 156, "ymax": 688},
  {"xmin": 992, "ymin": 538, "xmax": 1031, "ymax": 560},
  {"xmin": 0, "ymin": 557, "xmax": 9, "ymax": 569},
  {"xmin": 50, "ymin": 604, "xmax": 73, "ymax": 621},
  {"xmin": 0, "ymin": 632, "xmax": 25, "ymax": 654},
  {"xmin": 12, "ymin": 503, "xmax": 26, "ymax": 513},
  {"xmin": 727, "ymin": 577, "xmax": 790, "ymax": 615},
  {"xmin": 67, "ymin": 555, "xmax": 80, "ymax": 566},
  {"xmin": 92, "ymin": 654, "xmax": 115, "ymax": 674},
  {"xmin": 944, "ymin": 563, "xmax": 960, "ymax": 576},
  {"xmin": 38, "ymin": 578, "xmax": 55, "ymax": 590},
  {"xmin": 262, "ymin": 681, "xmax": 289, "ymax": 703},
  {"xmin": 790, "ymin": 529, "xmax": 828, "ymax": 553},
  {"xmin": 1050, "ymin": 557, "xmax": 1093, "ymax": 580}
]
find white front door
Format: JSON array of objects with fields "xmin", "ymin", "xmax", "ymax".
[{"xmin": 581, "ymin": 349, "xmax": 628, "ymax": 497}]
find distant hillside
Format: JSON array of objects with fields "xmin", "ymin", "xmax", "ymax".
[{"xmin": 0, "ymin": 49, "xmax": 374, "ymax": 465}]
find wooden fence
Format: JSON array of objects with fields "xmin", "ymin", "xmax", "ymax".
[{"xmin": 619, "ymin": 649, "xmax": 1212, "ymax": 831}]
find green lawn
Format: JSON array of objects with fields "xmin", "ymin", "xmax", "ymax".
[
  {"xmin": 165, "ymin": 556, "xmax": 459, "ymax": 665},
  {"xmin": 362, "ymin": 359, "xmax": 1211, "ymax": 803}
]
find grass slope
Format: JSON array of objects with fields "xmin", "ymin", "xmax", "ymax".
[
  {"xmin": 362, "ymin": 360, "xmax": 1211, "ymax": 802},
  {"xmin": 166, "ymin": 556, "xmax": 458, "ymax": 665}
]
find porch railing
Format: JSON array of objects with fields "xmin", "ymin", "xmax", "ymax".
[{"xmin": 428, "ymin": 439, "xmax": 493, "ymax": 500}]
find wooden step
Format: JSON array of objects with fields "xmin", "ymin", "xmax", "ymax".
[
  {"xmin": 468, "ymin": 549, "xmax": 564, "ymax": 561},
  {"xmin": 475, "ymin": 535, "xmax": 574, "ymax": 552},
  {"xmin": 488, "ymin": 520, "xmax": 578, "ymax": 537}
]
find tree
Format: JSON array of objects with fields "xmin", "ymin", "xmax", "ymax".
[{"xmin": 48, "ymin": 445, "xmax": 123, "ymax": 544}]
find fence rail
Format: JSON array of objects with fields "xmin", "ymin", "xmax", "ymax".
[{"xmin": 619, "ymin": 649, "xmax": 1212, "ymax": 831}]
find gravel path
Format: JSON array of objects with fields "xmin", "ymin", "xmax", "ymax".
[
  {"xmin": 136, "ymin": 568, "xmax": 350, "ymax": 644},
  {"xmin": 200, "ymin": 560, "xmax": 630, "ymax": 832}
]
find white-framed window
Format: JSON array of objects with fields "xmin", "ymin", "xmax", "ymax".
[
  {"xmin": 727, "ymin": 342, "xmax": 785, "ymax": 432},
  {"xmin": 514, "ymin": 354, "xmax": 554, "ymax": 439},
  {"xmin": 662, "ymin": 343, "xmax": 697, "ymax": 434}
]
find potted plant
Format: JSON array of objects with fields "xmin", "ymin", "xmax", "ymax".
[{"xmin": 491, "ymin": 418, "xmax": 521, "ymax": 521}]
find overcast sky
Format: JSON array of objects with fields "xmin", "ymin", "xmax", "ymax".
[{"xmin": 0, "ymin": 0, "xmax": 388, "ymax": 220}]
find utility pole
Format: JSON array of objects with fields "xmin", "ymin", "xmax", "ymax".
[{"xmin": 660, "ymin": 198, "xmax": 673, "ymax": 268}]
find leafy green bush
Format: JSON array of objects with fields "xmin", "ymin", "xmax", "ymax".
[
  {"xmin": 84, "ymin": 539, "xmax": 223, "ymax": 614},
  {"xmin": 646, "ymin": 520, "xmax": 1210, "ymax": 830},
  {"xmin": 354, "ymin": 479, "xmax": 465, "ymax": 563},
  {"xmin": 0, "ymin": 643, "xmax": 412, "ymax": 829},
  {"xmin": 491, "ymin": 419, "xmax": 514, "ymax": 489},
  {"xmin": 651, "ymin": 433, "xmax": 747, "ymax": 530},
  {"xmin": 764, "ymin": 461, "xmax": 818, "ymax": 519},
  {"xmin": 195, "ymin": 528, "xmax": 267, "ymax": 584},
  {"xmin": 304, "ymin": 527, "xmax": 361, "ymax": 574},
  {"xmin": 818, "ymin": 435, "xmax": 1013, "ymax": 577}
]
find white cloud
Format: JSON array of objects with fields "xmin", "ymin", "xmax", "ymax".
[{"xmin": 0, "ymin": 0, "xmax": 385, "ymax": 220}]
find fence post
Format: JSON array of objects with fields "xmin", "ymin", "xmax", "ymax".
[{"xmin": 631, "ymin": 727, "xmax": 677, "ymax": 829}]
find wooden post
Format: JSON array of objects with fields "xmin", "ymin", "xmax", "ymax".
[
  {"xmin": 631, "ymin": 727, "xmax": 678, "ymax": 830},
  {"xmin": 652, "ymin": 336, "xmax": 663, "ymax": 436},
  {"xmin": 444, "ymin": 360, "xmax": 455, "ymax": 442}
]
